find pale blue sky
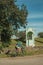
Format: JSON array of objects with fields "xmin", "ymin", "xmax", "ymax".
[{"xmin": 16, "ymin": 0, "xmax": 43, "ymax": 36}]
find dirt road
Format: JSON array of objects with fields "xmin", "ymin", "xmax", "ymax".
[{"xmin": 0, "ymin": 55, "xmax": 43, "ymax": 65}]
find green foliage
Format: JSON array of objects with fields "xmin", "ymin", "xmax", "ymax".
[
  {"xmin": 0, "ymin": 0, "xmax": 28, "ymax": 29},
  {"xmin": 38, "ymin": 32, "xmax": 43, "ymax": 38},
  {"xmin": 1, "ymin": 28, "xmax": 11, "ymax": 47},
  {"xmin": 0, "ymin": 0, "xmax": 28, "ymax": 44},
  {"xmin": 1, "ymin": 28, "xmax": 11, "ymax": 42}
]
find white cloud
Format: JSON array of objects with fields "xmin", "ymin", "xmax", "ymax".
[
  {"xmin": 27, "ymin": 13, "xmax": 43, "ymax": 19},
  {"xmin": 28, "ymin": 22, "xmax": 43, "ymax": 26}
]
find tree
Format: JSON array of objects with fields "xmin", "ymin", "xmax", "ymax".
[
  {"xmin": 18, "ymin": 31, "xmax": 26, "ymax": 42},
  {"xmin": 38, "ymin": 32, "xmax": 43, "ymax": 38},
  {"xmin": 1, "ymin": 28, "xmax": 11, "ymax": 47},
  {"xmin": 0, "ymin": 0, "xmax": 28, "ymax": 44}
]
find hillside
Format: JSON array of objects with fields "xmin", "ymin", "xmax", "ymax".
[
  {"xmin": 0, "ymin": 38, "xmax": 43, "ymax": 57},
  {"xmin": 35, "ymin": 38, "xmax": 43, "ymax": 46}
]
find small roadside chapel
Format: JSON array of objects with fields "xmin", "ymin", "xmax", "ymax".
[{"xmin": 26, "ymin": 28, "xmax": 35, "ymax": 47}]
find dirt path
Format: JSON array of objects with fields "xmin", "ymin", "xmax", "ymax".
[{"xmin": 0, "ymin": 55, "xmax": 43, "ymax": 65}]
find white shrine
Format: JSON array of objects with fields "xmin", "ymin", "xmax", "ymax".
[{"xmin": 26, "ymin": 28, "xmax": 35, "ymax": 47}]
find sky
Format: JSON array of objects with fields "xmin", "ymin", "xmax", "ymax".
[{"xmin": 16, "ymin": 0, "xmax": 43, "ymax": 36}]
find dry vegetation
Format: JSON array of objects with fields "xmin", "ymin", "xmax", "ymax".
[{"xmin": 0, "ymin": 38, "xmax": 43, "ymax": 57}]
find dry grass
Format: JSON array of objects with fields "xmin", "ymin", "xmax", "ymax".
[
  {"xmin": 0, "ymin": 38, "xmax": 43, "ymax": 57},
  {"xmin": 35, "ymin": 38, "xmax": 43, "ymax": 46}
]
